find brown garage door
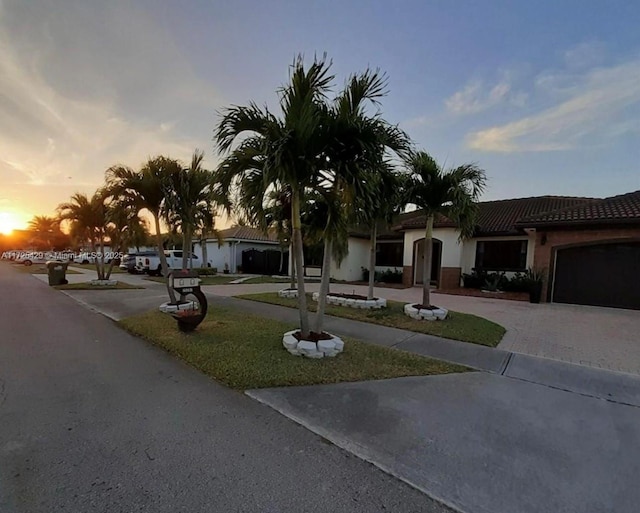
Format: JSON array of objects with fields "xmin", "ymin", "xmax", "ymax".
[{"xmin": 553, "ymin": 241, "xmax": 640, "ymax": 310}]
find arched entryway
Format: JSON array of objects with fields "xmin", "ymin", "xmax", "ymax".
[{"xmin": 413, "ymin": 238, "xmax": 442, "ymax": 286}]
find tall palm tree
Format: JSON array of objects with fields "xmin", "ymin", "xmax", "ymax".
[
  {"xmin": 215, "ymin": 56, "xmax": 334, "ymax": 338},
  {"xmin": 405, "ymin": 151, "xmax": 486, "ymax": 307},
  {"xmin": 57, "ymin": 192, "xmax": 109, "ymax": 279},
  {"xmin": 311, "ymin": 70, "xmax": 411, "ymax": 333},
  {"xmin": 105, "ymin": 157, "xmax": 182, "ymax": 303}
]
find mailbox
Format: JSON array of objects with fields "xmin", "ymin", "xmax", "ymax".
[{"xmin": 169, "ymin": 270, "xmax": 201, "ymax": 294}]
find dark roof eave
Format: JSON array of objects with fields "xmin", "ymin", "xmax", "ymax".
[{"xmin": 516, "ymin": 218, "xmax": 640, "ymax": 230}]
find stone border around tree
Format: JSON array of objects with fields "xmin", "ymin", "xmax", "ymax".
[
  {"xmin": 159, "ymin": 300, "xmax": 197, "ymax": 314},
  {"xmin": 404, "ymin": 303, "xmax": 448, "ymax": 321},
  {"xmin": 278, "ymin": 288, "xmax": 298, "ymax": 299},
  {"xmin": 91, "ymin": 279, "xmax": 118, "ymax": 286},
  {"xmin": 312, "ymin": 292, "xmax": 387, "ymax": 309},
  {"xmin": 282, "ymin": 329, "xmax": 344, "ymax": 358}
]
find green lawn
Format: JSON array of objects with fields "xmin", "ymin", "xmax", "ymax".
[
  {"xmin": 236, "ymin": 292, "xmax": 506, "ymax": 347},
  {"xmin": 241, "ymin": 276, "xmax": 293, "ymax": 284},
  {"xmin": 71, "ymin": 263, "xmax": 126, "ymax": 273},
  {"xmin": 144, "ymin": 275, "xmax": 237, "ymax": 285},
  {"xmin": 10, "ymin": 264, "xmax": 81, "ymax": 274},
  {"xmin": 55, "ymin": 281, "xmax": 142, "ymax": 290},
  {"xmin": 119, "ymin": 307, "xmax": 468, "ymax": 390}
]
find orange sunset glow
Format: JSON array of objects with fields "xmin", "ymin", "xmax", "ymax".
[{"xmin": 0, "ymin": 212, "xmax": 27, "ymax": 235}]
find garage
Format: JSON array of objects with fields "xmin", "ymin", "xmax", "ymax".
[{"xmin": 552, "ymin": 241, "xmax": 640, "ymax": 310}]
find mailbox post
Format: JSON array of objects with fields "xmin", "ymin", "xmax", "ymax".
[{"xmin": 165, "ymin": 270, "xmax": 208, "ymax": 332}]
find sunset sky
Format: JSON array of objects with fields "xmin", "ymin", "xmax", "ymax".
[{"xmin": 1, "ymin": 0, "xmax": 639, "ymax": 232}]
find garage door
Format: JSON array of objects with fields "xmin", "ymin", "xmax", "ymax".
[{"xmin": 553, "ymin": 241, "xmax": 640, "ymax": 310}]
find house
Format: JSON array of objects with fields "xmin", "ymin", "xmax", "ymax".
[
  {"xmin": 395, "ymin": 190, "xmax": 640, "ymax": 309},
  {"xmin": 192, "ymin": 226, "xmax": 284, "ymax": 274}
]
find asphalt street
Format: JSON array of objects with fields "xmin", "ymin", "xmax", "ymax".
[{"xmin": 0, "ymin": 264, "xmax": 452, "ymax": 513}]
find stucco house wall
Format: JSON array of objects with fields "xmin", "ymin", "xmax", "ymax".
[
  {"xmin": 330, "ymin": 237, "xmax": 370, "ymax": 281},
  {"xmin": 401, "ymin": 227, "xmax": 463, "ymax": 288}
]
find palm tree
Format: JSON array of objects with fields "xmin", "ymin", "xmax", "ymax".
[
  {"xmin": 163, "ymin": 150, "xmax": 223, "ymax": 270},
  {"xmin": 311, "ymin": 70, "xmax": 411, "ymax": 333},
  {"xmin": 215, "ymin": 56, "xmax": 334, "ymax": 338},
  {"xmin": 105, "ymin": 157, "xmax": 182, "ymax": 303},
  {"xmin": 27, "ymin": 215, "xmax": 61, "ymax": 250},
  {"xmin": 57, "ymin": 192, "xmax": 109, "ymax": 279},
  {"xmin": 405, "ymin": 151, "xmax": 487, "ymax": 307},
  {"xmin": 103, "ymin": 198, "xmax": 150, "ymax": 279},
  {"xmin": 357, "ymin": 165, "xmax": 408, "ymax": 301}
]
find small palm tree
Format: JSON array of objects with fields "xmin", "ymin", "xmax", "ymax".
[
  {"xmin": 163, "ymin": 150, "xmax": 223, "ymax": 270},
  {"xmin": 106, "ymin": 157, "xmax": 182, "ymax": 303},
  {"xmin": 405, "ymin": 151, "xmax": 486, "ymax": 307},
  {"xmin": 57, "ymin": 192, "xmax": 109, "ymax": 279},
  {"xmin": 357, "ymin": 165, "xmax": 408, "ymax": 301},
  {"xmin": 27, "ymin": 215, "xmax": 61, "ymax": 250}
]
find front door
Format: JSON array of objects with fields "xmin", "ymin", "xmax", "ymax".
[{"xmin": 414, "ymin": 239, "xmax": 442, "ymax": 286}]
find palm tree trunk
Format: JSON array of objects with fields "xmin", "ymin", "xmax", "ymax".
[
  {"xmin": 200, "ymin": 233, "xmax": 208, "ymax": 268},
  {"xmin": 181, "ymin": 227, "xmax": 189, "ymax": 270},
  {"xmin": 154, "ymin": 214, "xmax": 177, "ymax": 304},
  {"xmin": 314, "ymin": 237, "xmax": 332, "ymax": 333},
  {"xmin": 422, "ymin": 215, "xmax": 434, "ymax": 307},
  {"xmin": 367, "ymin": 224, "xmax": 377, "ymax": 300},
  {"xmin": 291, "ymin": 188, "xmax": 310, "ymax": 338},
  {"xmin": 105, "ymin": 242, "xmax": 118, "ymax": 280},
  {"xmin": 99, "ymin": 236, "xmax": 106, "ymax": 281},
  {"xmin": 290, "ymin": 246, "xmax": 296, "ymax": 288}
]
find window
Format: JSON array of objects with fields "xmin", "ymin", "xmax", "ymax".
[
  {"xmin": 375, "ymin": 242, "xmax": 403, "ymax": 267},
  {"xmin": 475, "ymin": 240, "xmax": 527, "ymax": 271}
]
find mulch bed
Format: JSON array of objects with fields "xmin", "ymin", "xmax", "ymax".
[
  {"xmin": 326, "ymin": 292, "xmax": 378, "ymax": 301},
  {"xmin": 293, "ymin": 331, "xmax": 334, "ymax": 342},
  {"xmin": 433, "ymin": 288, "xmax": 529, "ymax": 302},
  {"xmin": 342, "ymin": 280, "xmax": 408, "ymax": 290},
  {"xmin": 411, "ymin": 304, "xmax": 438, "ymax": 310}
]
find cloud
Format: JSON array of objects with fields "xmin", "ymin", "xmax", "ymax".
[
  {"xmin": 468, "ymin": 57, "xmax": 640, "ymax": 152},
  {"xmin": 563, "ymin": 41, "xmax": 607, "ymax": 70},
  {"xmin": 445, "ymin": 74, "xmax": 526, "ymax": 114},
  {"xmin": 0, "ymin": 1, "xmax": 223, "ymax": 215}
]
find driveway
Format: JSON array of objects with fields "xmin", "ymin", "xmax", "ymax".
[
  {"xmin": 250, "ymin": 372, "xmax": 640, "ymax": 513},
  {"xmin": 0, "ymin": 265, "xmax": 449, "ymax": 513}
]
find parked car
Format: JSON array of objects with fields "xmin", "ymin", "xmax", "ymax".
[
  {"xmin": 120, "ymin": 251, "xmax": 156, "ymax": 273},
  {"xmin": 16, "ymin": 251, "xmax": 57, "ymax": 266},
  {"xmin": 136, "ymin": 250, "xmax": 199, "ymax": 276}
]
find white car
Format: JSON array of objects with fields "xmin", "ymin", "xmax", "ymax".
[{"xmin": 16, "ymin": 252, "xmax": 57, "ymax": 266}]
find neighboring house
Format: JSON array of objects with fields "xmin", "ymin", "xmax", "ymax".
[{"xmin": 193, "ymin": 226, "xmax": 282, "ymax": 273}]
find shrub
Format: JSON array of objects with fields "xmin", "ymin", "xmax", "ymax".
[
  {"xmin": 361, "ymin": 267, "xmax": 403, "ymax": 284},
  {"xmin": 195, "ymin": 268, "xmax": 218, "ymax": 276}
]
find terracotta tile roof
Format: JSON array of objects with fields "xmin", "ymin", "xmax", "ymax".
[
  {"xmin": 216, "ymin": 226, "xmax": 279, "ymax": 243},
  {"xmin": 395, "ymin": 196, "xmax": 594, "ymax": 235},
  {"xmin": 516, "ymin": 190, "xmax": 640, "ymax": 228}
]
